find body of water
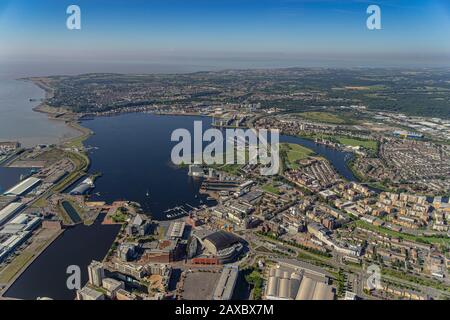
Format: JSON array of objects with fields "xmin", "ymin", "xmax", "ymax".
[
  {"xmin": 0, "ymin": 76, "xmax": 78, "ymax": 147},
  {"xmin": 280, "ymin": 135, "xmax": 357, "ymax": 181},
  {"xmin": 0, "ymin": 167, "xmax": 34, "ymax": 194},
  {"xmin": 3, "ymin": 113, "xmax": 358, "ymax": 300},
  {"xmin": 83, "ymin": 114, "xmax": 213, "ymax": 220},
  {"xmin": 4, "ymin": 214, "xmax": 120, "ymax": 300},
  {"xmin": 82, "ymin": 113, "xmax": 358, "ymax": 220}
]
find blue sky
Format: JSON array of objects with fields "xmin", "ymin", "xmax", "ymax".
[{"xmin": 0, "ymin": 0, "xmax": 449, "ymax": 69}]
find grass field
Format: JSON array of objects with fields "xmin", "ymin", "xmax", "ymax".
[
  {"xmin": 262, "ymin": 183, "xmax": 280, "ymax": 195},
  {"xmin": 297, "ymin": 111, "xmax": 353, "ymax": 125},
  {"xmin": 110, "ymin": 208, "xmax": 128, "ymax": 223},
  {"xmin": 336, "ymin": 136, "xmax": 378, "ymax": 151},
  {"xmin": 281, "ymin": 143, "xmax": 314, "ymax": 170},
  {"xmin": 0, "ymin": 252, "xmax": 34, "ymax": 283},
  {"xmin": 344, "ymin": 85, "xmax": 387, "ymax": 91},
  {"xmin": 63, "ymin": 121, "xmax": 93, "ymax": 150},
  {"xmin": 31, "ymin": 148, "xmax": 89, "ymax": 211},
  {"xmin": 0, "ymin": 229, "xmax": 61, "ymax": 285},
  {"xmin": 303, "ymin": 133, "xmax": 378, "ymax": 152},
  {"xmin": 212, "ymin": 163, "xmax": 242, "ymax": 175}
]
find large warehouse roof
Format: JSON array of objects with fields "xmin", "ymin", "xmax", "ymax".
[
  {"xmin": 213, "ymin": 265, "xmax": 239, "ymax": 300},
  {"xmin": 4, "ymin": 177, "xmax": 41, "ymax": 196},
  {"xmin": 203, "ymin": 231, "xmax": 241, "ymax": 251},
  {"xmin": 265, "ymin": 262, "xmax": 335, "ymax": 301},
  {"xmin": 0, "ymin": 202, "xmax": 25, "ymax": 225}
]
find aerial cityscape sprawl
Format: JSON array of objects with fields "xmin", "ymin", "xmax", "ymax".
[{"xmin": 0, "ymin": 68, "xmax": 449, "ymax": 301}]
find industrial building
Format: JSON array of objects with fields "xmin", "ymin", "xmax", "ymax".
[
  {"xmin": 0, "ymin": 213, "xmax": 42, "ymax": 262},
  {"xmin": 393, "ymin": 130, "xmax": 424, "ymax": 139},
  {"xmin": 213, "ymin": 265, "xmax": 239, "ymax": 300},
  {"xmin": 167, "ymin": 221, "xmax": 186, "ymax": 239},
  {"xmin": 69, "ymin": 177, "xmax": 94, "ymax": 195},
  {"xmin": 0, "ymin": 195, "xmax": 18, "ymax": 211},
  {"xmin": 0, "ymin": 202, "xmax": 25, "ymax": 226},
  {"xmin": 3, "ymin": 177, "xmax": 41, "ymax": 196},
  {"xmin": 0, "ymin": 213, "xmax": 41, "ymax": 235},
  {"xmin": 0, "ymin": 231, "xmax": 32, "ymax": 262},
  {"xmin": 265, "ymin": 259, "xmax": 335, "ymax": 300}
]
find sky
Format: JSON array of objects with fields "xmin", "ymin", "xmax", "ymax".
[{"xmin": 0, "ymin": 0, "xmax": 449, "ymax": 73}]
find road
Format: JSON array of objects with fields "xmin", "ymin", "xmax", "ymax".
[{"xmin": 240, "ymin": 229, "xmax": 449, "ymax": 300}]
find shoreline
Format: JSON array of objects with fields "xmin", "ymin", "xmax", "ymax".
[
  {"xmin": 25, "ymin": 78, "xmax": 215, "ymax": 149},
  {"xmin": 25, "ymin": 78, "xmax": 92, "ymax": 148},
  {"xmin": 0, "ymin": 80, "xmax": 94, "ymax": 299}
]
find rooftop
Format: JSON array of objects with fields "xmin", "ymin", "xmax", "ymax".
[
  {"xmin": 4, "ymin": 177, "xmax": 41, "ymax": 196},
  {"xmin": 203, "ymin": 231, "xmax": 241, "ymax": 251}
]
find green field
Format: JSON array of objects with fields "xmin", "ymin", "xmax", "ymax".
[
  {"xmin": 110, "ymin": 208, "xmax": 128, "ymax": 223},
  {"xmin": 297, "ymin": 111, "xmax": 353, "ymax": 125},
  {"xmin": 0, "ymin": 252, "xmax": 34, "ymax": 283},
  {"xmin": 211, "ymin": 163, "xmax": 242, "ymax": 175},
  {"xmin": 262, "ymin": 183, "xmax": 281, "ymax": 195},
  {"xmin": 281, "ymin": 143, "xmax": 314, "ymax": 170},
  {"xmin": 332, "ymin": 85, "xmax": 388, "ymax": 91},
  {"xmin": 303, "ymin": 133, "xmax": 378, "ymax": 152},
  {"xmin": 337, "ymin": 137, "xmax": 378, "ymax": 151},
  {"xmin": 207, "ymin": 148, "xmax": 247, "ymax": 175}
]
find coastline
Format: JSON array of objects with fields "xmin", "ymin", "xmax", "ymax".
[
  {"xmin": 0, "ymin": 80, "xmax": 94, "ymax": 299},
  {"xmin": 24, "ymin": 78, "xmax": 92, "ymax": 148}
]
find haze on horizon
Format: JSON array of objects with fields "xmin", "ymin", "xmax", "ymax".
[{"xmin": 0, "ymin": 0, "xmax": 449, "ymax": 75}]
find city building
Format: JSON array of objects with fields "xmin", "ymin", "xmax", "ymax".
[
  {"xmin": 87, "ymin": 260, "xmax": 104, "ymax": 287},
  {"xmin": 117, "ymin": 243, "xmax": 137, "ymax": 262},
  {"xmin": 191, "ymin": 230, "xmax": 245, "ymax": 264},
  {"xmin": 102, "ymin": 278, "xmax": 125, "ymax": 299},
  {"xmin": 126, "ymin": 214, "xmax": 152, "ymax": 237},
  {"xmin": 213, "ymin": 265, "xmax": 239, "ymax": 300}
]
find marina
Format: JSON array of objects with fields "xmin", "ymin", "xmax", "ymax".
[{"xmin": 164, "ymin": 206, "xmax": 189, "ymax": 219}]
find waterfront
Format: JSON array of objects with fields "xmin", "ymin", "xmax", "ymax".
[
  {"xmin": 3, "ymin": 214, "xmax": 120, "ymax": 300},
  {"xmin": 82, "ymin": 114, "xmax": 213, "ymax": 220},
  {"xmin": 2, "ymin": 113, "xmax": 358, "ymax": 300},
  {"xmin": 280, "ymin": 135, "xmax": 357, "ymax": 181},
  {"xmin": 82, "ymin": 113, "xmax": 357, "ymax": 220},
  {"xmin": 0, "ymin": 75, "xmax": 78, "ymax": 147},
  {"xmin": 0, "ymin": 167, "xmax": 33, "ymax": 194}
]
